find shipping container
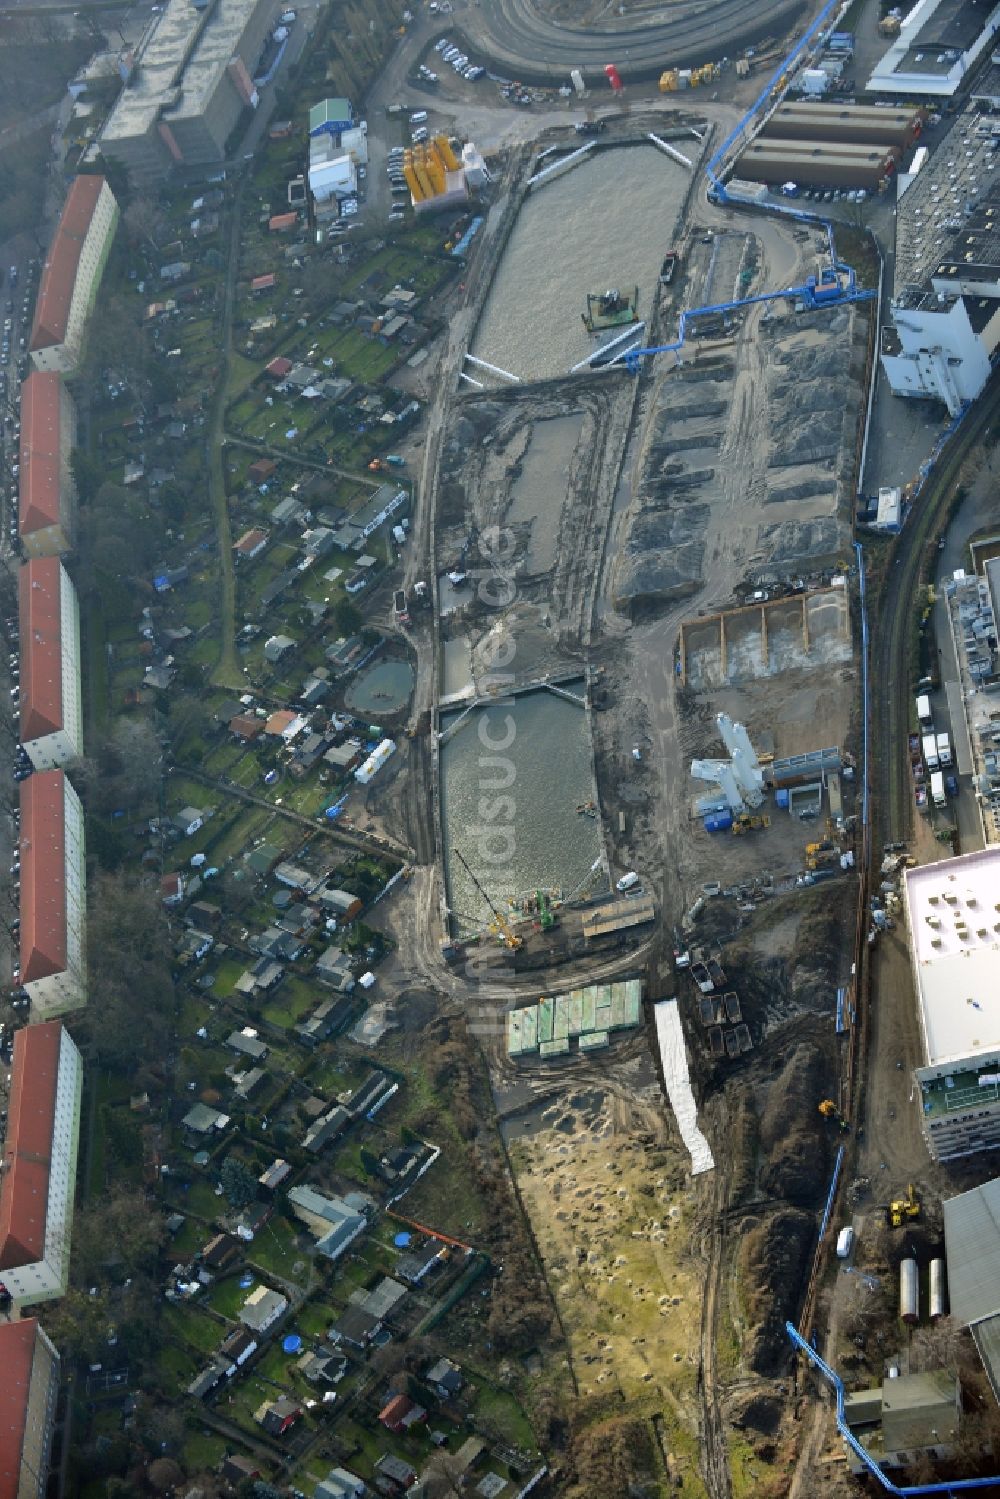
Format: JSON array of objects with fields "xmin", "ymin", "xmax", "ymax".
[
  {"xmin": 929, "ymin": 1257, "xmax": 947, "ymax": 1320},
  {"xmin": 922, "ymin": 733, "xmax": 940, "ymax": 771},
  {"xmin": 704, "ymin": 810, "xmax": 733, "ymax": 832},
  {"xmin": 916, "ymin": 693, "xmax": 932, "ymax": 727},
  {"xmin": 900, "ymin": 1257, "xmax": 919, "ymax": 1323}
]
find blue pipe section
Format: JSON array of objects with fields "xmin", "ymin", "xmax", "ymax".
[
  {"xmin": 625, "ymin": 0, "xmax": 879, "ymax": 374},
  {"xmin": 786, "ymin": 1321, "xmax": 1000, "ymax": 1494},
  {"xmin": 817, "ymin": 1143, "xmax": 845, "ymax": 1245}
]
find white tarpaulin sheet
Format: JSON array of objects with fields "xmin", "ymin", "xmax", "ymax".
[{"xmin": 653, "ymin": 999, "xmax": 715, "ymax": 1175}]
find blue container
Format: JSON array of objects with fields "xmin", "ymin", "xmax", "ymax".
[
  {"xmin": 704, "ymin": 811, "xmax": 733, "ymax": 832},
  {"xmin": 775, "ymin": 789, "xmax": 790, "ymax": 808}
]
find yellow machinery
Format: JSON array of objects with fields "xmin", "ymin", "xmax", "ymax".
[
  {"xmin": 885, "ymin": 1184, "xmax": 921, "ymax": 1228},
  {"xmin": 732, "ymin": 814, "xmax": 770, "ymax": 835},
  {"xmin": 806, "ymin": 840, "xmax": 839, "ymax": 870},
  {"xmin": 819, "ymin": 1099, "xmax": 850, "ymax": 1132},
  {"xmin": 659, "ymin": 69, "xmax": 679, "ymax": 92},
  {"xmin": 452, "ymin": 848, "xmax": 524, "ymax": 950}
]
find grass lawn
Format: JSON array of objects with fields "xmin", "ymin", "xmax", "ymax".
[
  {"xmin": 183, "ymin": 1429, "xmax": 230, "ymax": 1472},
  {"xmin": 248, "ymin": 1214, "xmax": 310, "ymax": 1281},
  {"xmin": 164, "ymin": 1301, "xmax": 225, "ymax": 1355},
  {"xmin": 261, "ymin": 976, "xmax": 319, "ymax": 1029},
  {"xmin": 293, "ymin": 1298, "xmax": 338, "ymax": 1338},
  {"xmin": 205, "ymin": 1273, "xmax": 254, "ymax": 1321},
  {"xmin": 158, "ymin": 1341, "xmax": 198, "ymax": 1392},
  {"xmin": 471, "ymin": 1378, "xmax": 536, "ymax": 1449}
]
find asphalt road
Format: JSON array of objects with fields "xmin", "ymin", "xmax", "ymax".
[{"xmin": 465, "ymin": 0, "xmax": 809, "ymax": 82}]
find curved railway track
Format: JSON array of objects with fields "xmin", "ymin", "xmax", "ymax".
[
  {"xmin": 469, "ymin": 0, "xmax": 809, "ymax": 82},
  {"xmin": 870, "ymin": 377, "xmax": 1000, "ymax": 851}
]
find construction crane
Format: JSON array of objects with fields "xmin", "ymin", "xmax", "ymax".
[
  {"xmin": 451, "ymin": 848, "xmax": 523, "ymax": 950},
  {"xmin": 883, "ymin": 1184, "xmax": 921, "ymax": 1228}
]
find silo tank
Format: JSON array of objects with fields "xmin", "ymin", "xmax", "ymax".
[
  {"xmin": 900, "ymin": 1257, "xmax": 919, "ymax": 1323},
  {"xmin": 929, "ymin": 1257, "xmax": 947, "ymax": 1320}
]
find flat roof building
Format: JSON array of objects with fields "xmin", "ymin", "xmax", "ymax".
[
  {"xmin": 904, "ymin": 848, "xmax": 1000, "ymax": 1158},
  {"xmin": 867, "ymin": 0, "xmax": 1000, "ymax": 96},
  {"xmin": 943, "ymin": 1174, "xmax": 1000, "ymax": 1397},
  {"xmin": 97, "ymin": 0, "xmax": 274, "ymax": 183},
  {"xmin": 19, "ymin": 770, "xmax": 87, "ymax": 1020},
  {"xmin": 0, "ymin": 1319, "xmax": 60, "ymax": 1499},
  {"xmin": 738, "ymin": 137, "xmax": 900, "ymax": 190},
  {"xmin": 18, "ymin": 373, "xmax": 77, "ymax": 558},
  {"xmin": 0, "ymin": 1023, "xmax": 83, "ymax": 1308},
  {"xmin": 762, "ymin": 101, "xmax": 926, "ymax": 148},
  {"xmin": 19, "ymin": 558, "xmax": 83, "ymax": 771},
  {"xmin": 30, "ymin": 176, "xmax": 118, "ymax": 374}
]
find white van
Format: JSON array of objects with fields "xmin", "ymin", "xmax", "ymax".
[
  {"xmin": 616, "ymin": 871, "xmax": 639, "ymax": 893},
  {"xmin": 836, "ymin": 1226, "xmax": 854, "ymax": 1259},
  {"xmin": 410, "ymin": 110, "xmax": 428, "ymax": 124}
]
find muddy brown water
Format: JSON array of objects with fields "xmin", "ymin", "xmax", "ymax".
[
  {"xmin": 471, "ymin": 144, "xmax": 690, "ymax": 381},
  {"xmin": 440, "ymin": 685, "xmax": 602, "ymax": 933}
]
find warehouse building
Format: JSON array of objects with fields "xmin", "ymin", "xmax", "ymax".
[
  {"xmin": 29, "ymin": 175, "xmax": 118, "ymax": 375},
  {"xmin": 0, "ymin": 1022, "xmax": 83, "ymax": 1308},
  {"xmin": 0, "ymin": 1320, "xmax": 60, "ymax": 1497},
  {"xmin": 762, "ymin": 101, "xmax": 926, "ymax": 148},
  {"xmin": 867, "ymin": 0, "xmax": 1000, "ymax": 96},
  {"xmin": 738, "ymin": 138, "xmax": 900, "ymax": 190},
  {"xmin": 18, "ymin": 373, "xmax": 77, "ymax": 558},
  {"xmin": 19, "ymin": 771, "xmax": 87, "ymax": 1019},
  {"xmin": 943, "ymin": 1175, "xmax": 1000, "ymax": 1399},
  {"xmin": 19, "ymin": 558, "xmax": 83, "ymax": 772},
  {"xmin": 97, "ymin": 0, "xmax": 274, "ymax": 183},
  {"xmin": 904, "ymin": 848, "xmax": 1000, "ymax": 1160}
]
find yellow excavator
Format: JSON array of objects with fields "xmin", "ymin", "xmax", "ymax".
[
  {"xmin": 819, "ymin": 1098, "xmax": 850, "ymax": 1132},
  {"xmin": 884, "ymin": 1183, "xmax": 921, "ymax": 1229}
]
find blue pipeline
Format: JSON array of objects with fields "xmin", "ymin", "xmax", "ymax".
[
  {"xmin": 786, "ymin": 1322, "xmax": 1000, "ymax": 1494},
  {"xmin": 817, "ymin": 1144, "xmax": 845, "ymax": 1245},
  {"xmin": 625, "ymin": 0, "xmax": 876, "ymax": 374}
]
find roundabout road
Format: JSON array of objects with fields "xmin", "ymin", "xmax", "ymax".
[{"xmin": 470, "ymin": 0, "xmax": 812, "ymax": 83}]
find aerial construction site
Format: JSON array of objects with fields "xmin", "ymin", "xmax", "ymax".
[{"xmin": 12, "ymin": 0, "xmax": 1000, "ymax": 1492}]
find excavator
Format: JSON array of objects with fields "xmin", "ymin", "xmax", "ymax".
[
  {"xmin": 818, "ymin": 1098, "xmax": 850, "ymax": 1132},
  {"xmin": 883, "ymin": 1183, "xmax": 921, "ymax": 1229},
  {"xmin": 732, "ymin": 813, "xmax": 770, "ymax": 835},
  {"xmin": 452, "ymin": 848, "xmax": 523, "ymax": 951}
]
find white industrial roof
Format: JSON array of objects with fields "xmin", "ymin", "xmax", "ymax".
[{"xmin": 904, "ymin": 848, "xmax": 1000, "ymax": 1067}]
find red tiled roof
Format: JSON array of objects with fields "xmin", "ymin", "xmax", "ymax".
[
  {"xmin": 265, "ymin": 357, "xmax": 292, "ymax": 378},
  {"xmin": 19, "ymin": 772, "xmax": 67, "ymax": 983},
  {"xmin": 230, "ymin": 714, "xmax": 263, "ymax": 739},
  {"xmin": 19, "ymin": 373, "xmax": 64, "ymax": 538},
  {"xmin": 0, "ymin": 1320, "xmax": 45, "ymax": 1495},
  {"xmin": 30, "ymin": 176, "xmax": 107, "ymax": 352},
  {"xmin": 19, "ymin": 558, "xmax": 63, "ymax": 744},
  {"xmin": 268, "ymin": 212, "xmax": 298, "ymax": 232},
  {"xmin": 234, "ymin": 527, "xmax": 268, "ymax": 555},
  {"xmin": 0, "ymin": 1023, "xmax": 62, "ymax": 1270},
  {"xmin": 264, "ymin": 710, "xmax": 296, "ymax": 735},
  {"xmin": 379, "ymin": 1394, "xmax": 413, "ymax": 1426},
  {"xmin": 251, "ymin": 273, "xmax": 276, "ymax": 291}
]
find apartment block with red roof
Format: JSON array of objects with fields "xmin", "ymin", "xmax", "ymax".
[
  {"xmin": 0, "ymin": 1319, "xmax": 60, "ymax": 1498},
  {"xmin": 29, "ymin": 175, "xmax": 118, "ymax": 375},
  {"xmin": 19, "ymin": 559, "xmax": 83, "ymax": 772},
  {"xmin": 18, "ymin": 372, "xmax": 77, "ymax": 558},
  {"xmin": 19, "ymin": 771, "xmax": 87, "ymax": 1019},
  {"xmin": 0, "ymin": 1022, "xmax": 83, "ymax": 1307}
]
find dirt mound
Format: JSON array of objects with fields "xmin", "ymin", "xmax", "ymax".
[
  {"xmin": 729, "ymin": 1389, "xmax": 783, "ymax": 1434},
  {"xmin": 564, "ymin": 1413, "xmax": 659, "ymax": 1499},
  {"xmin": 738, "ymin": 1207, "xmax": 815, "ymax": 1374}
]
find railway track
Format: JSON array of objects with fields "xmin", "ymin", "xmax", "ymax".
[{"xmin": 870, "ymin": 376, "xmax": 1000, "ymax": 852}]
